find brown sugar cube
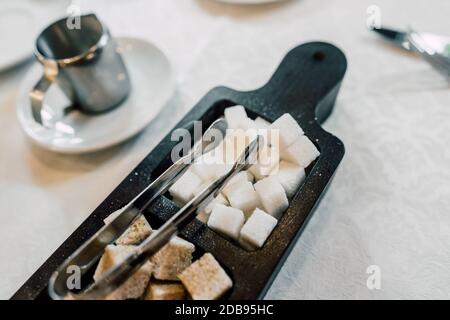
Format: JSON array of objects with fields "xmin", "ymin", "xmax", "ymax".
[
  {"xmin": 93, "ymin": 244, "xmax": 153, "ymax": 300},
  {"xmin": 115, "ymin": 215, "xmax": 152, "ymax": 245},
  {"xmin": 144, "ymin": 281, "xmax": 186, "ymax": 300},
  {"xmin": 104, "ymin": 212, "xmax": 152, "ymax": 245},
  {"xmin": 179, "ymin": 253, "xmax": 232, "ymax": 300},
  {"xmin": 106, "ymin": 261, "xmax": 153, "ymax": 300},
  {"xmin": 151, "ymin": 236, "xmax": 195, "ymax": 281}
]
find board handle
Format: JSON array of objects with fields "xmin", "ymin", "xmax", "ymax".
[{"xmin": 245, "ymin": 42, "xmax": 347, "ymax": 124}]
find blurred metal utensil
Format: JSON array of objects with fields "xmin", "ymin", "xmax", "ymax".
[
  {"xmin": 372, "ymin": 26, "xmax": 450, "ymax": 79},
  {"xmin": 372, "ymin": 27, "xmax": 411, "ymax": 51},
  {"xmin": 407, "ymin": 30, "xmax": 450, "ymax": 80}
]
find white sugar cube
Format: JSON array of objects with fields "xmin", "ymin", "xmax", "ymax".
[
  {"xmin": 248, "ymin": 145, "xmax": 280, "ymax": 181},
  {"xmin": 251, "ymin": 128, "xmax": 270, "ymax": 149},
  {"xmin": 245, "ymin": 129, "xmax": 259, "ymax": 144},
  {"xmin": 239, "ymin": 208, "xmax": 278, "ymax": 249},
  {"xmin": 169, "ymin": 169, "xmax": 203, "ymax": 204},
  {"xmin": 268, "ymin": 113, "xmax": 304, "ymax": 150},
  {"xmin": 221, "ymin": 171, "xmax": 253, "ymax": 196},
  {"xmin": 220, "ymin": 127, "xmax": 265, "ymax": 166},
  {"xmin": 191, "ymin": 150, "xmax": 233, "ymax": 181},
  {"xmin": 190, "ymin": 152, "xmax": 221, "ymax": 182},
  {"xmin": 193, "ymin": 180, "xmax": 214, "ymax": 216},
  {"xmin": 203, "ymin": 149, "xmax": 234, "ymax": 178},
  {"xmin": 196, "ymin": 211, "xmax": 210, "ymax": 223},
  {"xmin": 197, "ymin": 193, "xmax": 229, "ymax": 223},
  {"xmin": 280, "ymin": 135, "xmax": 320, "ymax": 168},
  {"xmin": 237, "ymin": 236, "xmax": 256, "ymax": 251},
  {"xmin": 238, "ymin": 117, "xmax": 270, "ymax": 146},
  {"xmin": 207, "ymin": 204, "xmax": 245, "ymax": 240},
  {"xmin": 214, "ymin": 161, "xmax": 234, "ymax": 178},
  {"xmin": 271, "ymin": 160, "xmax": 305, "ymax": 198},
  {"xmin": 239, "ymin": 119, "xmax": 265, "ymax": 145},
  {"xmin": 193, "ymin": 180, "xmax": 212, "ymax": 198},
  {"xmin": 246, "ymin": 170, "xmax": 255, "ymax": 182},
  {"xmin": 254, "ymin": 116, "xmax": 271, "ymax": 129},
  {"xmin": 224, "ymin": 105, "xmax": 248, "ymax": 129},
  {"xmin": 194, "ymin": 181, "xmax": 229, "ymax": 222},
  {"xmin": 239, "ymin": 117, "xmax": 257, "ymax": 131},
  {"xmin": 205, "ymin": 193, "xmax": 229, "ymax": 214},
  {"xmin": 224, "ymin": 181, "xmax": 261, "ymax": 218},
  {"xmin": 254, "ymin": 176, "xmax": 288, "ymax": 219},
  {"xmin": 220, "ymin": 128, "xmax": 251, "ymax": 163}
]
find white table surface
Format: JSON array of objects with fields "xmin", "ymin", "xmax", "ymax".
[{"xmin": 1, "ymin": 0, "xmax": 449, "ymax": 299}]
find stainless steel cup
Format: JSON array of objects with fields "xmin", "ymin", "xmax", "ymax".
[{"xmin": 31, "ymin": 13, "xmax": 131, "ymax": 124}]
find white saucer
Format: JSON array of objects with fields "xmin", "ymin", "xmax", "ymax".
[
  {"xmin": 0, "ymin": 0, "xmax": 70, "ymax": 72},
  {"xmin": 17, "ymin": 37, "xmax": 175, "ymax": 154}
]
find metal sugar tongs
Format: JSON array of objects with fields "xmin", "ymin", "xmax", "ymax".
[
  {"xmin": 372, "ymin": 26, "xmax": 450, "ymax": 80},
  {"xmin": 48, "ymin": 118, "xmax": 263, "ymax": 300}
]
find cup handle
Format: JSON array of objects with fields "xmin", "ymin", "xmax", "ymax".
[{"xmin": 30, "ymin": 62, "xmax": 58, "ymax": 124}]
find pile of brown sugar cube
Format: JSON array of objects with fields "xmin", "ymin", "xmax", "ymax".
[{"xmin": 93, "ymin": 213, "xmax": 232, "ymax": 300}]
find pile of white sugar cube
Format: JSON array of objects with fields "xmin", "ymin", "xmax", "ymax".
[{"xmin": 169, "ymin": 105, "xmax": 320, "ymax": 250}]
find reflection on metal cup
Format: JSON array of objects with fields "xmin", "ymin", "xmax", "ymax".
[{"xmin": 31, "ymin": 13, "xmax": 131, "ymax": 124}]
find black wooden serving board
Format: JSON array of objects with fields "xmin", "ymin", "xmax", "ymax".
[{"xmin": 11, "ymin": 42, "xmax": 347, "ymax": 300}]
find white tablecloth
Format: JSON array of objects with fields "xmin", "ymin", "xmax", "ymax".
[{"xmin": 0, "ymin": 0, "xmax": 449, "ymax": 299}]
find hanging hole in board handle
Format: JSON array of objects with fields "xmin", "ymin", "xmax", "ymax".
[{"xmin": 313, "ymin": 51, "xmax": 326, "ymax": 61}]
